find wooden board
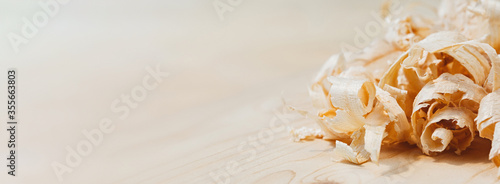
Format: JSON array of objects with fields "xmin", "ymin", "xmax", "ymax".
[{"xmin": 2, "ymin": 0, "xmax": 499, "ymax": 183}]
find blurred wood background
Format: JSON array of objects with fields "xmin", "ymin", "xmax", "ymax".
[{"xmin": 0, "ymin": 0, "xmax": 498, "ymax": 183}]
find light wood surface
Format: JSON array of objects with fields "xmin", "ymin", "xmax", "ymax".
[{"xmin": 0, "ymin": 0, "xmax": 498, "ymax": 183}]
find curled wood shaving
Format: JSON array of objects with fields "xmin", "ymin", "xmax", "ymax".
[
  {"xmin": 476, "ymin": 90, "xmax": 500, "ymax": 140},
  {"xmin": 476, "ymin": 89, "xmax": 500, "ymax": 169},
  {"xmin": 333, "ymin": 128, "xmax": 371, "ymax": 164},
  {"xmin": 421, "ymin": 107, "xmax": 476, "ymax": 155},
  {"xmin": 411, "ymin": 74, "xmax": 487, "ymax": 151}
]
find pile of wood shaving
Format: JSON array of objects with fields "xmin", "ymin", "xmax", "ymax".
[{"xmin": 292, "ymin": 0, "xmax": 500, "ymax": 176}]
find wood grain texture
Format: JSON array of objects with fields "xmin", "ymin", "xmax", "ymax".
[
  {"xmin": 1, "ymin": 0, "xmax": 499, "ymax": 184},
  {"xmin": 157, "ymin": 104, "xmax": 500, "ymax": 184}
]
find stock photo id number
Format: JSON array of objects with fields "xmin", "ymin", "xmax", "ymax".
[{"xmin": 7, "ymin": 69, "xmax": 17, "ymax": 177}]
